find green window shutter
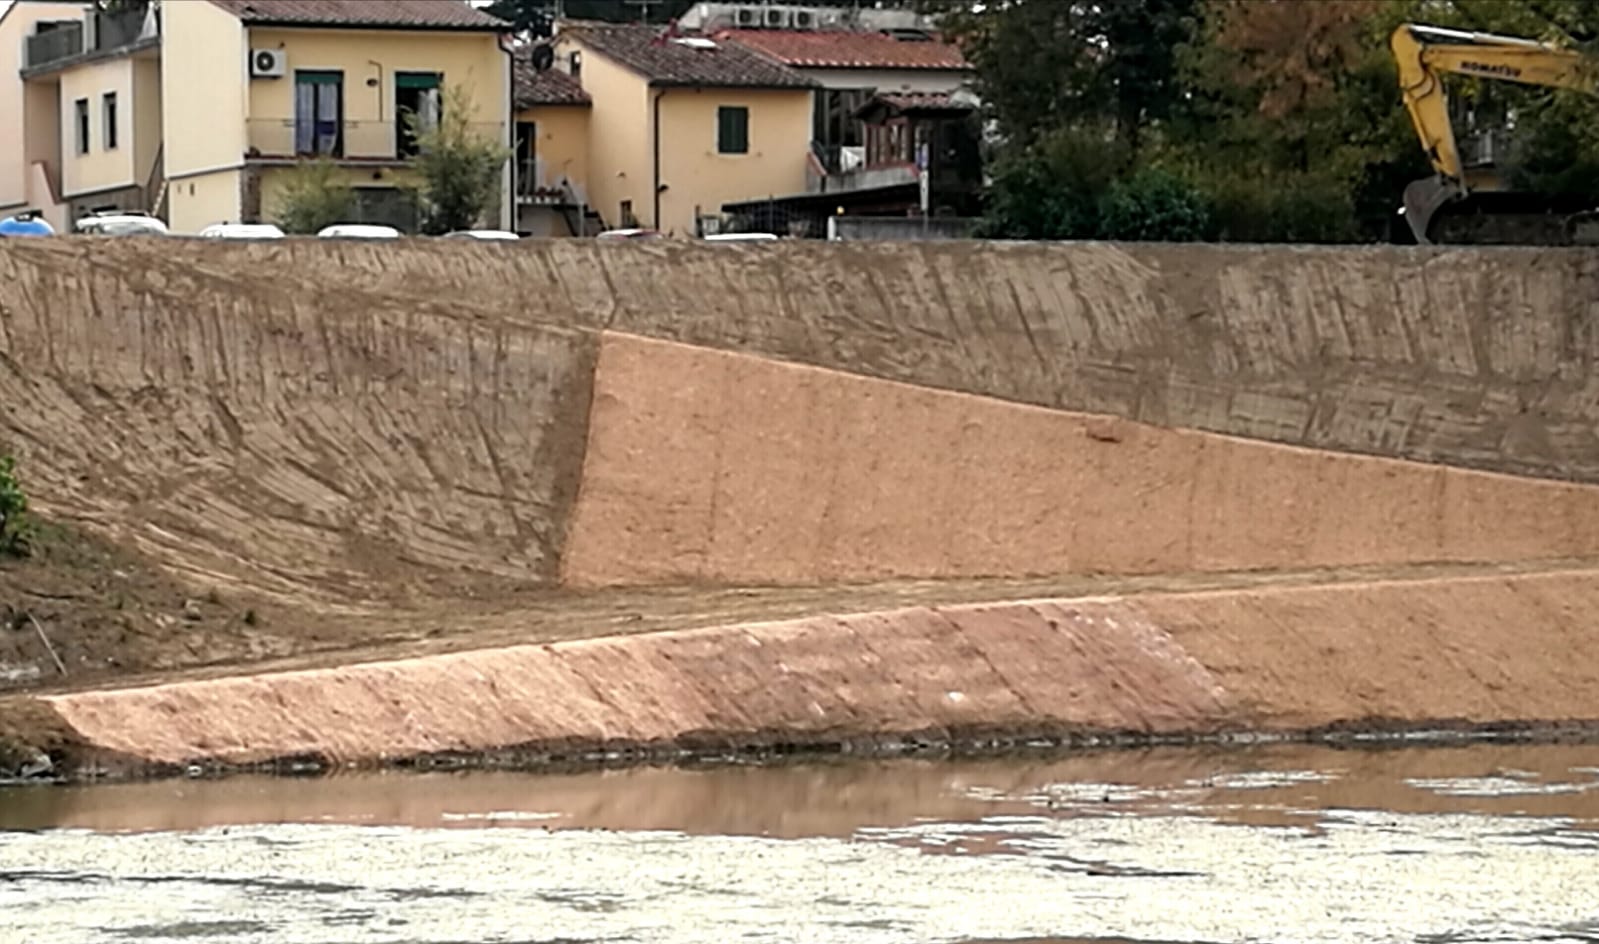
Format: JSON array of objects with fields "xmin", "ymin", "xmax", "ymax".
[
  {"xmin": 396, "ymin": 72, "xmax": 441, "ymax": 89},
  {"xmin": 718, "ymin": 106, "xmax": 748, "ymax": 155},
  {"xmin": 296, "ymin": 70, "xmax": 342, "ymax": 85}
]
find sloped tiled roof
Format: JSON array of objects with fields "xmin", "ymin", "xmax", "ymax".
[
  {"xmin": 717, "ymin": 29, "xmax": 970, "ymax": 71},
  {"xmin": 206, "ymin": 0, "xmax": 508, "ymax": 31},
  {"xmin": 567, "ymin": 23, "xmax": 816, "ymax": 88},
  {"xmin": 514, "ymin": 53, "xmax": 591, "ymax": 108}
]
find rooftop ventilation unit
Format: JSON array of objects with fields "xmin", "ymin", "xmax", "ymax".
[
  {"xmin": 764, "ymin": 7, "xmax": 790, "ymax": 28},
  {"xmin": 734, "ymin": 6, "xmax": 759, "ymax": 27}
]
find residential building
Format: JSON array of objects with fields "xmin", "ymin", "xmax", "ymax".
[
  {"xmin": 2, "ymin": 0, "xmax": 162, "ymax": 229},
  {"xmin": 512, "ymin": 47, "xmax": 594, "ymax": 236},
  {"xmin": 1, "ymin": 0, "xmax": 513, "ymax": 235},
  {"xmin": 714, "ymin": 26, "xmax": 972, "ymax": 174},
  {"xmin": 552, "ymin": 23, "xmax": 816, "ymax": 236},
  {"xmin": 164, "ymin": 0, "xmax": 512, "ymax": 233}
]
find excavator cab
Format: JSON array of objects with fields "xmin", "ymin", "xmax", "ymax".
[{"xmin": 1391, "ymin": 23, "xmax": 1599, "ymax": 245}]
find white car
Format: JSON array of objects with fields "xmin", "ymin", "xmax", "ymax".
[
  {"xmin": 74, "ymin": 213, "xmax": 168, "ymax": 236},
  {"xmin": 199, "ymin": 222, "xmax": 285, "ymax": 240},
  {"xmin": 443, "ymin": 229, "xmax": 520, "ymax": 241},
  {"xmin": 316, "ymin": 223, "xmax": 401, "ymax": 240}
]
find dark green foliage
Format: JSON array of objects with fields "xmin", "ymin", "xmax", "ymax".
[{"xmin": 0, "ymin": 455, "xmax": 35, "ymax": 558}]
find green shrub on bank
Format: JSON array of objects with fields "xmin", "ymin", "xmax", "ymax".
[{"xmin": 0, "ymin": 455, "xmax": 35, "ymax": 557}]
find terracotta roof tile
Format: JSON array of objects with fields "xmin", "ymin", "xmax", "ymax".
[
  {"xmin": 567, "ymin": 23, "xmax": 816, "ymax": 88},
  {"xmin": 207, "ymin": 0, "xmax": 508, "ymax": 30},
  {"xmin": 717, "ymin": 29, "xmax": 970, "ymax": 71},
  {"xmin": 514, "ymin": 53, "xmax": 591, "ymax": 108}
]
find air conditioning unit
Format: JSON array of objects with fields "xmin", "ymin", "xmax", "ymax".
[
  {"xmin": 764, "ymin": 7, "xmax": 791, "ymax": 28},
  {"xmin": 734, "ymin": 7, "xmax": 759, "ymax": 27},
  {"xmin": 250, "ymin": 48, "xmax": 286, "ymax": 78}
]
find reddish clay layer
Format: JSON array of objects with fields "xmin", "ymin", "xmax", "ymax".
[
  {"xmin": 564, "ymin": 334, "xmax": 1599, "ymax": 587},
  {"xmin": 41, "ymin": 569, "xmax": 1599, "ymax": 769}
]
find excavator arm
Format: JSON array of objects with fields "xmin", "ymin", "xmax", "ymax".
[{"xmin": 1390, "ymin": 23, "xmax": 1593, "ymax": 243}]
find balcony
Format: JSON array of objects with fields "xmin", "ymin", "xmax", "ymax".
[
  {"xmin": 24, "ymin": 23, "xmax": 82, "ymax": 71},
  {"xmin": 23, "ymin": 8, "xmax": 158, "ymax": 73},
  {"xmin": 246, "ymin": 118, "xmax": 506, "ymax": 164}
]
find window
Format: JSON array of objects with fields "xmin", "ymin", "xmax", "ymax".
[
  {"xmin": 619, "ymin": 199, "xmax": 635, "ymax": 227},
  {"xmin": 294, "ymin": 70, "xmax": 343, "ymax": 157},
  {"xmin": 102, "ymin": 92, "xmax": 117, "ymax": 149},
  {"xmin": 395, "ymin": 71, "xmax": 441, "ymax": 158},
  {"xmin": 73, "ymin": 98, "xmax": 89, "ymax": 154},
  {"xmin": 515, "ymin": 120, "xmax": 536, "ymax": 196},
  {"xmin": 568, "ymin": 51, "xmax": 582, "ymax": 80},
  {"xmin": 717, "ymin": 106, "xmax": 748, "ymax": 155}
]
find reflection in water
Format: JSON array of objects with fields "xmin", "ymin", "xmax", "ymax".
[{"xmin": 1, "ymin": 743, "xmax": 1598, "ymax": 943}]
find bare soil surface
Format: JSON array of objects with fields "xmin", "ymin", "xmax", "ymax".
[{"xmin": 5, "ymin": 515, "xmax": 1597, "ymax": 704}]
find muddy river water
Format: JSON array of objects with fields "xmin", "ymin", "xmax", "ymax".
[{"xmin": 2, "ymin": 742, "xmax": 1598, "ymax": 943}]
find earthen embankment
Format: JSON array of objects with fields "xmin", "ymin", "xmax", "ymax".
[
  {"xmin": 6, "ymin": 237, "xmax": 1599, "ymax": 489},
  {"xmin": 33, "ymin": 567, "xmax": 1599, "ymax": 772},
  {"xmin": 564, "ymin": 333, "xmax": 1599, "ymax": 586}
]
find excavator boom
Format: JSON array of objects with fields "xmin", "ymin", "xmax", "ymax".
[{"xmin": 1390, "ymin": 23, "xmax": 1594, "ymax": 244}]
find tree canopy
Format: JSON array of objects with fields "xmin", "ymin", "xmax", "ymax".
[{"xmin": 941, "ymin": 0, "xmax": 1599, "ymax": 243}]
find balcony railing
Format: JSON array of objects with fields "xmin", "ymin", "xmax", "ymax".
[
  {"xmin": 246, "ymin": 118, "xmax": 506, "ymax": 162},
  {"xmin": 23, "ymin": 8, "xmax": 157, "ymax": 71},
  {"xmin": 24, "ymin": 24, "xmax": 82, "ymax": 70}
]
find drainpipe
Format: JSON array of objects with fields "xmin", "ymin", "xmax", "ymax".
[
  {"xmin": 652, "ymin": 87, "xmax": 667, "ymax": 230},
  {"xmin": 499, "ymin": 33, "xmax": 516, "ymax": 230}
]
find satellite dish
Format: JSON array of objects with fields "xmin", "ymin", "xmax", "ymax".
[{"xmin": 531, "ymin": 43, "xmax": 555, "ymax": 72}]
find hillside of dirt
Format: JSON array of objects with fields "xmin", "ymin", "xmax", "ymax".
[{"xmin": 5, "ymin": 237, "xmax": 1599, "ymax": 777}]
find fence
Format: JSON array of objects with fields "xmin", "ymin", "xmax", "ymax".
[{"xmin": 826, "ymin": 216, "xmax": 981, "ymax": 241}]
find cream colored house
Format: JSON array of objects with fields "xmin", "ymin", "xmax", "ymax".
[
  {"xmin": 1, "ymin": 0, "xmax": 161, "ymax": 229},
  {"xmin": 512, "ymin": 47, "xmax": 593, "ymax": 236},
  {"xmin": 163, "ymin": 0, "xmax": 512, "ymax": 233},
  {"xmin": 552, "ymin": 23, "xmax": 815, "ymax": 236},
  {"xmin": 1, "ymin": 0, "xmax": 512, "ymax": 234}
]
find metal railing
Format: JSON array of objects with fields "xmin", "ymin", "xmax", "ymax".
[
  {"xmin": 92, "ymin": 7, "xmax": 150, "ymax": 52},
  {"xmin": 24, "ymin": 24, "xmax": 82, "ymax": 70},
  {"xmin": 246, "ymin": 118, "xmax": 505, "ymax": 162}
]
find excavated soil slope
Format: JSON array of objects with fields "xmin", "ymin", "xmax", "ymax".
[
  {"xmin": 39, "ymin": 567, "xmax": 1599, "ymax": 769},
  {"xmin": 6, "ymin": 238, "xmax": 1599, "ymax": 769},
  {"xmin": 6, "ymin": 236, "xmax": 1599, "ymax": 603},
  {"xmin": 6, "ymin": 236, "xmax": 1599, "ymax": 487},
  {"xmin": 565, "ymin": 333, "xmax": 1599, "ymax": 586}
]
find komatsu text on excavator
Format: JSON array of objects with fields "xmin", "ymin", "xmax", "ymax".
[{"xmin": 1392, "ymin": 22, "xmax": 1599, "ymax": 245}]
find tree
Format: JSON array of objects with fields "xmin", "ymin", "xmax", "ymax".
[
  {"xmin": 0, "ymin": 455, "xmax": 34, "ymax": 558},
  {"xmin": 484, "ymin": 0, "xmax": 698, "ymax": 33},
  {"xmin": 935, "ymin": 0, "xmax": 1200, "ymax": 150},
  {"xmin": 272, "ymin": 159, "xmax": 355, "ymax": 235},
  {"xmin": 408, "ymin": 83, "xmax": 514, "ymax": 235}
]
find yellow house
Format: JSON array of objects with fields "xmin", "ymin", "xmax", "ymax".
[
  {"xmin": 512, "ymin": 47, "xmax": 593, "ymax": 236},
  {"xmin": 553, "ymin": 23, "xmax": 816, "ymax": 236},
  {"xmin": 161, "ymin": 0, "xmax": 513, "ymax": 234},
  {"xmin": 4, "ymin": 0, "xmax": 162, "ymax": 227}
]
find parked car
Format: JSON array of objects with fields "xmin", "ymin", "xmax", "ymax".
[
  {"xmin": 317, "ymin": 224, "xmax": 401, "ymax": 240},
  {"xmin": 442, "ymin": 229, "xmax": 521, "ymax": 241},
  {"xmin": 595, "ymin": 228, "xmax": 662, "ymax": 240},
  {"xmin": 0, "ymin": 211, "xmax": 55, "ymax": 237},
  {"xmin": 74, "ymin": 212, "xmax": 168, "ymax": 236},
  {"xmin": 199, "ymin": 222, "xmax": 285, "ymax": 240}
]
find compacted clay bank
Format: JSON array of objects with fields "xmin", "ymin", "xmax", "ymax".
[{"xmin": 11, "ymin": 566, "xmax": 1599, "ymax": 781}]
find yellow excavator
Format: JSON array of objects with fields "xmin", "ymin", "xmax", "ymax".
[{"xmin": 1392, "ymin": 22, "xmax": 1599, "ymax": 244}]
